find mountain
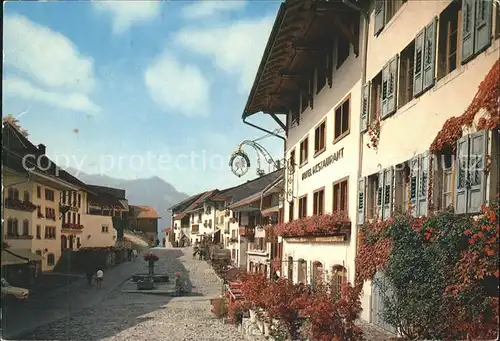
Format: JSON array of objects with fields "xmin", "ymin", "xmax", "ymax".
[{"xmin": 65, "ymin": 168, "xmax": 189, "ymax": 234}]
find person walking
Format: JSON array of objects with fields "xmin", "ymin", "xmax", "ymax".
[
  {"xmin": 132, "ymin": 249, "xmax": 138, "ymax": 262},
  {"xmin": 96, "ymin": 269, "xmax": 104, "ymax": 289}
]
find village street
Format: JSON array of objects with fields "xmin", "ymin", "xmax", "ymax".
[{"xmin": 4, "ymin": 247, "xmax": 244, "ymax": 341}]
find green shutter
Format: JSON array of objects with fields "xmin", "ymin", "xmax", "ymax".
[
  {"xmin": 360, "ymin": 82, "xmax": 370, "ymax": 132},
  {"xmin": 374, "ymin": 0, "xmax": 386, "ymax": 36},
  {"xmin": 386, "ymin": 55, "xmax": 399, "ymax": 116},
  {"xmin": 474, "ymin": 0, "xmax": 493, "ymax": 54},
  {"xmin": 422, "ymin": 17, "xmax": 438, "ymax": 91},
  {"xmin": 413, "ymin": 29, "xmax": 425, "ymax": 97},
  {"xmin": 467, "ymin": 130, "xmax": 488, "ymax": 213},
  {"xmin": 461, "ymin": 0, "xmax": 476, "ymax": 63}
]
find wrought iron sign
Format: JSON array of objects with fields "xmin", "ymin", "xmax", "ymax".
[
  {"xmin": 229, "ymin": 140, "xmax": 282, "ymax": 178},
  {"xmin": 286, "ymin": 158, "xmax": 295, "ymax": 203},
  {"xmin": 229, "ymin": 150, "xmax": 251, "ymax": 177},
  {"xmin": 301, "ymin": 147, "xmax": 344, "ymax": 181}
]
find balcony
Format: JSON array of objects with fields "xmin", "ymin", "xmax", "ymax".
[
  {"xmin": 62, "ymin": 223, "xmax": 84, "ymax": 230},
  {"xmin": 239, "ymin": 227, "xmax": 254, "ymax": 237},
  {"xmin": 5, "ymin": 234, "xmax": 34, "ymax": 240},
  {"xmin": 247, "ymin": 248, "xmax": 268, "ymax": 256},
  {"xmin": 4, "ymin": 198, "xmax": 37, "ymax": 212}
]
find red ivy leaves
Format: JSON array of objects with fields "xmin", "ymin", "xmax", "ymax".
[
  {"xmin": 430, "ymin": 60, "xmax": 500, "ymax": 153},
  {"xmin": 275, "ymin": 212, "xmax": 351, "ymax": 237}
]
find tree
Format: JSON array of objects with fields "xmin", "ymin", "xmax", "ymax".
[{"xmin": 3, "ymin": 114, "xmax": 29, "ymax": 137}]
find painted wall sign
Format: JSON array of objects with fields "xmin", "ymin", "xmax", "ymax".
[{"xmin": 301, "ymin": 147, "xmax": 344, "ymax": 180}]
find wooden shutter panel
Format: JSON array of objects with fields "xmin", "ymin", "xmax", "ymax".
[
  {"xmin": 383, "ymin": 168, "xmax": 394, "ymax": 220},
  {"xmin": 360, "ymin": 82, "xmax": 370, "ymax": 132},
  {"xmin": 417, "ymin": 152, "xmax": 429, "ymax": 217},
  {"xmin": 455, "ymin": 136, "xmax": 469, "ymax": 214},
  {"xmin": 377, "ymin": 171, "xmax": 385, "ymax": 219},
  {"xmin": 386, "ymin": 55, "xmax": 399, "ymax": 116},
  {"xmin": 357, "ymin": 178, "xmax": 366, "ymax": 225},
  {"xmin": 374, "ymin": 0, "xmax": 385, "ymax": 36},
  {"xmin": 474, "ymin": 0, "xmax": 493, "ymax": 54},
  {"xmin": 422, "ymin": 18, "xmax": 438, "ymax": 91},
  {"xmin": 381, "ymin": 62, "xmax": 390, "ymax": 118},
  {"xmin": 467, "ymin": 130, "xmax": 488, "ymax": 213},
  {"xmin": 461, "ymin": 0, "xmax": 476, "ymax": 63},
  {"xmin": 409, "ymin": 157, "xmax": 420, "ymax": 217},
  {"xmin": 413, "ymin": 29, "xmax": 425, "ymax": 97}
]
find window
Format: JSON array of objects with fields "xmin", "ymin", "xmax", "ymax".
[
  {"xmin": 436, "ymin": 151, "xmax": 456, "ymax": 210},
  {"xmin": 78, "ymin": 194, "xmax": 81, "ymax": 208},
  {"xmin": 298, "ymin": 196, "xmax": 307, "ymax": 219},
  {"xmin": 22, "ymin": 220, "xmax": 29, "ymax": 236},
  {"xmin": 77, "ymin": 214, "xmax": 81, "ymax": 225},
  {"xmin": 102, "ymin": 225, "xmax": 109, "ymax": 233},
  {"xmin": 45, "ymin": 226, "xmax": 56, "ymax": 239},
  {"xmin": 45, "ymin": 189, "xmax": 54, "ymax": 201},
  {"xmin": 455, "ymin": 131, "xmax": 488, "ymax": 214},
  {"xmin": 370, "ymin": 72, "xmax": 382, "ymax": 124},
  {"xmin": 45, "ymin": 208, "xmax": 56, "ymax": 219},
  {"xmin": 313, "ymin": 188, "xmax": 325, "ymax": 215},
  {"xmin": 73, "ymin": 212, "xmax": 76, "ymax": 224},
  {"xmin": 37, "ymin": 186, "xmax": 41, "ymax": 198},
  {"xmin": 7, "ymin": 218, "xmax": 19, "ymax": 236},
  {"xmin": 301, "ymin": 93, "xmax": 308, "ymax": 113},
  {"xmin": 438, "ymin": 1, "xmax": 461, "ymax": 80},
  {"xmin": 334, "ymin": 97, "xmax": 350, "ymax": 142},
  {"xmin": 394, "ymin": 162, "xmax": 411, "ymax": 213},
  {"xmin": 47, "ymin": 253, "xmax": 55, "ymax": 266},
  {"xmin": 299, "ymin": 137, "xmax": 309, "ymax": 165},
  {"xmin": 297, "ymin": 259, "xmax": 307, "ymax": 284},
  {"xmin": 288, "ymin": 201, "xmax": 294, "ymax": 222},
  {"xmin": 374, "ymin": 0, "xmax": 404, "ymax": 35},
  {"xmin": 314, "ymin": 120, "xmax": 326, "ymax": 155},
  {"xmin": 36, "ymin": 225, "xmax": 41, "ymax": 239},
  {"xmin": 366, "ymin": 174, "xmax": 379, "ymax": 219},
  {"xmin": 333, "ymin": 178, "xmax": 348, "ymax": 213},
  {"xmin": 337, "ymin": 34, "xmax": 350, "ymax": 69},
  {"xmin": 331, "ymin": 265, "xmax": 347, "ymax": 298},
  {"xmin": 317, "ymin": 53, "xmax": 328, "ymax": 93},
  {"xmin": 23, "ymin": 191, "xmax": 30, "ymax": 202},
  {"xmin": 398, "ymin": 41, "xmax": 415, "ymax": 108},
  {"xmin": 461, "ymin": 0, "xmax": 493, "ymax": 63},
  {"xmin": 8, "ymin": 188, "xmax": 19, "ymax": 200}
]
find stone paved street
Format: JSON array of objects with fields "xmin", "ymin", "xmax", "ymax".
[{"xmin": 7, "ymin": 247, "xmax": 244, "ymax": 341}]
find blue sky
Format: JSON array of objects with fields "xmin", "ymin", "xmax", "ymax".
[{"xmin": 3, "ymin": 0, "xmax": 285, "ymax": 195}]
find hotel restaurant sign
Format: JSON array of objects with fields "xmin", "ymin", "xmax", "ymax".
[{"xmin": 301, "ymin": 147, "xmax": 344, "ymax": 181}]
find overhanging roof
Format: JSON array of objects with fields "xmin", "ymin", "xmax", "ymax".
[
  {"xmin": 242, "ymin": 0, "xmax": 360, "ymax": 119},
  {"xmin": 1, "ymin": 250, "xmax": 28, "ymax": 266},
  {"xmin": 7, "ymin": 248, "xmax": 43, "ymax": 262}
]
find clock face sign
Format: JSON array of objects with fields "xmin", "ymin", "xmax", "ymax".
[{"xmin": 229, "ymin": 151, "xmax": 250, "ymax": 177}]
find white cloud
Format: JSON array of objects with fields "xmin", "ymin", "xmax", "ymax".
[
  {"xmin": 3, "ymin": 77, "xmax": 101, "ymax": 113},
  {"xmin": 181, "ymin": 1, "xmax": 246, "ymax": 20},
  {"xmin": 92, "ymin": 1, "xmax": 160, "ymax": 34},
  {"xmin": 173, "ymin": 16, "xmax": 274, "ymax": 93},
  {"xmin": 144, "ymin": 52, "xmax": 210, "ymax": 117},
  {"xmin": 3, "ymin": 14, "xmax": 96, "ymax": 92}
]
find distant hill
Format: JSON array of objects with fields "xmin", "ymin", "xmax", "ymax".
[{"xmin": 65, "ymin": 168, "xmax": 189, "ymax": 234}]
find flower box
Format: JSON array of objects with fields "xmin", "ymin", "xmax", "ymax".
[
  {"xmin": 275, "ymin": 213, "xmax": 352, "ymax": 238},
  {"xmin": 144, "ymin": 253, "xmax": 159, "ymax": 262},
  {"xmin": 5, "ymin": 198, "xmax": 37, "ymax": 212}
]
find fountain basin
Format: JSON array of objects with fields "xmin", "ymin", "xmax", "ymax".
[
  {"xmin": 137, "ymin": 279, "xmax": 155, "ymax": 290},
  {"xmin": 132, "ymin": 273, "xmax": 169, "ymax": 283}
]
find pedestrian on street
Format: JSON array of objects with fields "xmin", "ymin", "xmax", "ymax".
[
  {"xmin": 132, "ymin": 249, "xmax": 138, "ymax": 261},
  {"xmin": 96, "ymin": 269, "xmax": 104, "ymax": 289}
]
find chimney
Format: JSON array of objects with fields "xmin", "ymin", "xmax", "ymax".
[{"xmin": 38, "ymin": 144, "xmax": 46, "ymax": 154}]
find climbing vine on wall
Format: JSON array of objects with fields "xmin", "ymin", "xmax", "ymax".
[{"xmin": 430, "ymin": 60, "xmax": 500, "ymax": 153}]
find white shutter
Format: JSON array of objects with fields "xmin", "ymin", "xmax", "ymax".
[
  {"xmin": 417, "ymin": 152, "xmax": 429, "ymax": 217},
  {"xmin": 386, "ymin": 55, "xmax": 399, "ymax": 116},
  {"xmin": 357, "ymin": 178, "xmax": 366, "ymax": 225},
  {"xmin": 383, "ymin": 168, "xmax": 394, "ymax": 220},
  {"xmin": 409, "ymin": 157, "xmax": 420, "ymax": 217},
  {"xmin": 377, "ymin": 172, "xmax": 385, "ymax": 220},
  {"xmin": 455, "ymin": 136, "xmax": 469, "ymax": 214},
  {"xmin": 361, "ymin": 83, "xmax": 370, "ymax": 132},
  {"xmin": 467, "ymin": 130, "xmax": 488, "ymax": 213},
  {"xmin": 381, "ymin": 62, "xmax": 390, "ymax": 118},
  {"xmin": 413, "ymin": 29, "xmax": 425, "ymax": 97}
]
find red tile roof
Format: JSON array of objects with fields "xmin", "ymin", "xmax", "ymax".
[{"xmin": 132, "ymin": 205, "xmax": 160, "ymax": 219}]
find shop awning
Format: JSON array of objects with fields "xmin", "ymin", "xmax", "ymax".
[
  {"xmin": 1, "ymin": 250, "xmax": 29, "ymax": 266},
  {"xmin": 7, "ymin": 249, "xmax": 43, "ymax": 262}
]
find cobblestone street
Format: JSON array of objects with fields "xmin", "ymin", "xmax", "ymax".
[{"xmin": 7, "ymin": 247, "xmax": 244, "ymax": 341}]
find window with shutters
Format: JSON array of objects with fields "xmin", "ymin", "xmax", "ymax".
[
  {"xmin": 337, "ymin": 34, "xmax": 350, "ymax": 69},
  {"xmin": 369, "ymin": 72, "xmax": 383, "ymax": 124},
  {"xmin": 314, "ymin": 119, "xmax": 326, "ymax": 156},
  {"xmin": 454, "ymin": 131, "xmax": 489, "ymax": 214},
  {"xmin": 334, "ymin": 96, "xmax": 350, "ymax": 142},
  {"xmin": 436, "ymin": 151, "xmax": 456, "ymax": 211},
  {"xmin": 374, "ymin": 0, "xmax": 404, "ymax": 36},
  {"xmin": 290, "ymin": 149, "xmax": 296, "ymax": 168},
  {"xmin": 398, "ymin": 41, "xmax": 415, "ymax": 108},
  {"xmin": 288, "ymin": 202, "xmax": 294, "ymax": 222},
  {"xmin": 298, "ymin": 195, "xmax": 307, "ymax": 219},
  {"xmin": 366, "ymin": 174, "xmax": 379, "ymax": 219},
  {"xmin": 461, "ymin": 0, "xmax": 493, "ymax": 64},
  {"xmin": 313, "ymin": 188, "xmax": 325, "ymax": 215},
  {"xmin": 333, "ymin": 178, "xmax": 348, "ymax": 214},
  {"xmin": 437, "ymin": 1, "xmax": 461, "ymax": 80},
  {"xmin": 394, "ymin": 162, "xmax": 411, "ymax": 214},
  {"xmin": 299, "ymin": 137, "xmax": 309, "ymax": 166}
]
